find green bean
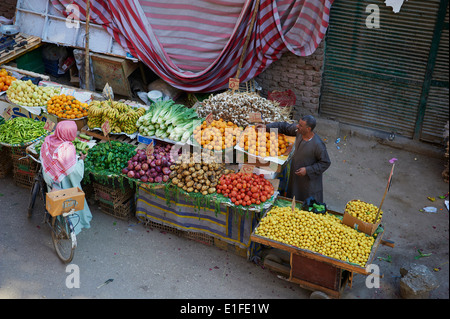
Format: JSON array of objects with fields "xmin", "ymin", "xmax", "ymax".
[{"xmin": 0, "ymin": 117, "xmax": 47, "ymax": 145}]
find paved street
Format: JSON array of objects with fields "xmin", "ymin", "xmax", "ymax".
[{"xmin": 1, "ymin": 124, "xmax": 448, "ymax": 304}]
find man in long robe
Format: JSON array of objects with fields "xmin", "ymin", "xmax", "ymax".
[{"xmin": 265, "ymin": 115, "xmax": 331, "ymax": 203}]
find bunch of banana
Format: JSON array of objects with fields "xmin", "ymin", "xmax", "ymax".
[{"xmin": 87, "ymin": 99, "xmax": 146, "ymax": 135}]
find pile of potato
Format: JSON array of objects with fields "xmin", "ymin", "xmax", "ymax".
[{"xmin": 169, "ymin": 152, "xmax": 234, "ymax": 195}]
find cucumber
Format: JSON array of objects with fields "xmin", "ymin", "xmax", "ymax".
[{"xmin": 79, "ymin": 133, "xmax": 92, "ymax": 140}]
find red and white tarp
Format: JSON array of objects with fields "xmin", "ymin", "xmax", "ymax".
[{"xmin": 51, "ymin": 0, "xmax": 334, "ymax": 92}]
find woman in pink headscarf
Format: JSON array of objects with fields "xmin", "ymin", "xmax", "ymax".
[{"xmin": 40, "ymin": 120, "xmax": 92, "ymax": 235}]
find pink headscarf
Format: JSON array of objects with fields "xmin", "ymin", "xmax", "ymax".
[{"xmin": 40, "ymin": 120, "xmax": 78, "ymax": 183}]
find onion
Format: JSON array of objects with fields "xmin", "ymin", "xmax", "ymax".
[
  {"xmin": 141, "ymin": 163, "xmax": 149, "ymax": 171},
  {"xmin": 135, "ymin": 163, "xmax": 141, "ymax": 171},
  {"xmin": 135, "ymin": 172, "xmax": 141, "ymax": 179},
  {"xmin": 154, "ymin": 159, "xmax": 161, "ymax": 166},
  {"xmin": 127, "ymin": 163, "xmax": 134, "ymax": 170},
  {"xmin": 139, "ymin": 169, "xmax": 145, "ymax": 176},
  {"xmin": 127, "ymin": 170, "xmax": 135, "ymax": 178},
  {"xmin": 155, "ymin": 166, "xmax": 162, "ymax": 173},
  {"xmin": 162, "ymin": 167, "xmax": 171, "ymax": 175},
  {"xmin": 162, "ymin": 175, "xmax": 169, "ymax": 182},
  {"xmin": 122, "ymin": 168, "xmax": 129, "ymax": 174},
  {"xmin": 154, "ymin": 176, "xmax": 163, "ymax": 183},
  {"xmin": 140, "ymin": 175, "xmax": 148, "ymax": 183},
  {"xmin": 148, "ymin": 177, "xmax": 154, "ymax": 183},
  {"xmin": 132, "ymin": 155, "xmax": 139, "ymax": 162}
]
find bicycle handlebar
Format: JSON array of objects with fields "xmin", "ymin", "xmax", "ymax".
[{"xmin": 19, "ymin": 153, "xmax": 41, "ymax": 164}]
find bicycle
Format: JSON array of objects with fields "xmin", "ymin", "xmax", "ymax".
[{"xmin": 24, "ymin": 150, "xmax": 79, "ymax": 263}]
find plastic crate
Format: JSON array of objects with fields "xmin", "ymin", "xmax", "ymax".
[
  {"xmin": 42, "ymin": 57, "xmax": 63, "ymax": 77},
  {"xmin": 16, "ymin": 47, "xmax": 45, "ymax": 74}
]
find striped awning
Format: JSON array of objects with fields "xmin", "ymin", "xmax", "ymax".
[{"xmin": 51, "ymin": 0, "xmax": 333, "ymax": 92}]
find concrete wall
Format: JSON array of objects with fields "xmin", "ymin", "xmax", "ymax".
[{"xmin": 255, "ymin": 41, "xmax": 325, "ymax": 120}]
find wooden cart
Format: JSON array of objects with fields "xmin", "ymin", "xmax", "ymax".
[{"xmin": 250, "ymin": 202, "xmax": 394, "ymax": 299}]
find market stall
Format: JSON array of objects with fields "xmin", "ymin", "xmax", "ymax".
[
  {"xmin": 0, "ymin": 64, "xmax": 395, "ymax": 299},
  {"xmin": 250, "ymin": 197, "xmax": 395, "ymax": 299}
]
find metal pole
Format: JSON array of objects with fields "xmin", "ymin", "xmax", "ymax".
[{"xmin": 85, "ymin": 0, "xmax": 91, "ymax": 90}]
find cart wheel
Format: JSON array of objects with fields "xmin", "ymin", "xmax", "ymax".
[{"xmin": 310, "ymin": 291, "xmax": 330, "ymax": 299}]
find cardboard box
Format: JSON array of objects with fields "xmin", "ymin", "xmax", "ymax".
[
  {"xmin": 342, "ymin": 212, "xmax": 381, "ymax": 236},
  {"xmin": 46, "ymin": 187, "xmax": 85, "ymax": 217}
]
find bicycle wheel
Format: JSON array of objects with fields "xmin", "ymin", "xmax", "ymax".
[
  {"xmin": 27, "ymin": 177, "xmax": 41, "ymax": 218},
  {"xmin": 51, "ymin": 215, "xmax": 77, "ymax": 263}
]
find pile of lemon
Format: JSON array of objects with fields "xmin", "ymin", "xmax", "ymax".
[
  {"xmin": 255, "ymin": 206, "xmax": 375, "ymax": 267},
  {"xmin": 345, "ymin": 200, "xmax": 382, "ymax": 224}
]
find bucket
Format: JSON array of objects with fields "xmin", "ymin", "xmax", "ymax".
[{"xmin": 147, "ymin": 90, "xmax": 163, "ymax": 103}]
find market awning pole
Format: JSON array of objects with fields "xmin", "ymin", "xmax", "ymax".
[
  {"xmin": 85, "ymin": 0, "xmax": 91, "ymax": 91},
  {"xmin": 235, "ymin": 0, "xmax": 260, "ymax": 81},
  {"xmin": 375, "ymin": 163, "xmax": 395, "ymax": 222}
]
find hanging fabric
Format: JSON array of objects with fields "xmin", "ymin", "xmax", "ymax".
[{"xmin": 51, "ymin": 0, "xmax": 334, "ymax": 92}]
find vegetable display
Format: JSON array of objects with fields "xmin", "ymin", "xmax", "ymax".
[
  {"xmin": 169, "ymin": 152, "xmax": 233, "ymax": 195},
  {"xmin": 345, "ymin": 200, "xmax": 383, "ymax": 223},
  {"xmin": 47, "ymin": 94, "xmax": 89, "ymax": 119},
  {"xmin": 122, "ymin": 143, "xmax": 173, "ymax": 184},
  {"xmin": 84, "ymin": 141, "xmax": 136, "ymax": 175},
  {"xmin": 72, "ymin": 137, "xmax": 90, "ymax": 155},
  {"xmin": 192, "ymin": 118, "xmax": 242, "ymax": 151},
  {"xmin": 217, "ymin": 172, "xmax": 275, "ymax": 206},
  {"xmin": 238, "ymin": 126, "xmax": 289, "ymax": 157},
  {"xmin": 197, "ymin": 91, "xmax": 292, "ymax": 127},
  {"xmin": 255, "ymin": 206, "xmax": 375, "ymax": 267},
  {"xmin": 6, "ymin": 80, "xmax": 59, "ymax": 107},
  {"xmin": 87, "ymin": 100, "xmax": 146, "ymax": 134},
  {"xmin": 0, "ymin": 117, "xmax": 47, "ymax": 145},
  {"xmin": 136, "ymin": 99, "xmax": 202, "ymax": 143}
]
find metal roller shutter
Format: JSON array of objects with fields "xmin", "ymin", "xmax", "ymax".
[
  {"xmin": 421, "ymin": 5, "xmax": 449, "ymax": 143},
  {"xmin": 320, "ymin": 0, "xmax": 448, "ymax": 143}
]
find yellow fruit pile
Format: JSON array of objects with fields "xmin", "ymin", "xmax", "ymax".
[
  {"xmin": 255, "ymin": 206, "xmax": 375, "ymax": 267},
  {"xmin": 193, "ymin": 118, "xmax": 242, "ymax": 151},
  {"xmin": 345, "ymin": 200, "xmax": 382, "ymax": 224},
  {"xmin": 238, "ymin": 126, "xmax": 289, "ymax": 157}
]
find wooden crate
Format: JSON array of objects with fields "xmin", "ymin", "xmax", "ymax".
[
  {"xmin": 90, "ymin": 53, "xmax": 139, "ymax": 97},
  {"xmin": 214, "ymin": 237, "xmax": 248, "ymax": 258},
  {"xmin": 0, "ymin": 146, "xmax": 13, "ymax": 178},
  {"xmin": 93, "ymin": 181, "xmax": 135, "ymax": 207},
  {"xmin": 0, "ymin": 33, "xmax": 42, "ymax": 65},
  {"xmin": 142, "ymin": 219, "xmax": 215, "ymax": 246},
  {"xmin": 98, "ymin": 196, "xmax": 136, "ymax": 221},
  {"xmin": 93, "ymin": 180, "xmax": 136, "ymax": 220},
  {"xmin": 13, "ymin": 169, "xmax": 36, "ymax": 189}
]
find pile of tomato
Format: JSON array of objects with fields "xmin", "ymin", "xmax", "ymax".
[{"xmin": 217, "ymin": 172, "xmax": 275, "ymax": 206}]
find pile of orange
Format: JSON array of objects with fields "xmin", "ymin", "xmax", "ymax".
[
  {"xmin": 238, "ymin": 126, "xmax": 289, "ymax": 157},
  {"xmin": 46, "ymin": 94, "xmax": 89, "ymax": 119},
  {"xmin": 0, "ymin": 68, "xmax": 16, "ymax": 92},
  {"xmin": 193, "ymin": 118, "xmax": 242, "ymax": 151}
]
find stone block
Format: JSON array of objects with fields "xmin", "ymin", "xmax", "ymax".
[{"xmin": 399, "ymin": 263, "xmax": 439, "ymax": 299}]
